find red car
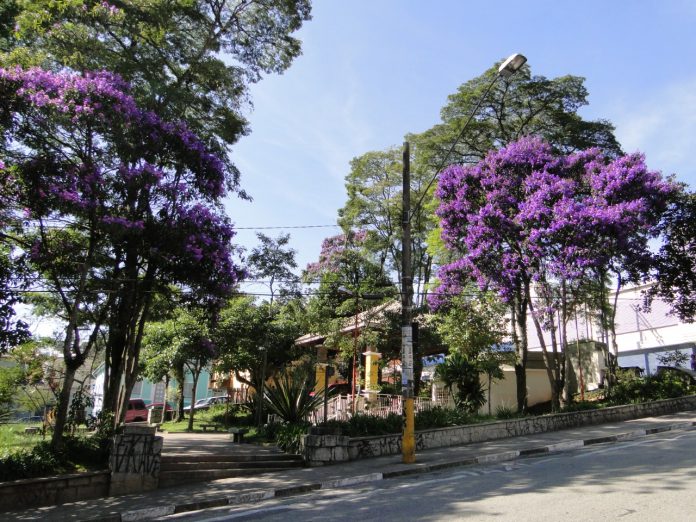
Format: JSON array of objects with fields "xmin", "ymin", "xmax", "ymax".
[{"xmin": 124, "ymin": 399, "xmax": 148, "ymax": 423}]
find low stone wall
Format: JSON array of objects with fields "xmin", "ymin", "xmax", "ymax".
[
  {"xmin": 0, "ymin": 470, "xmax": 109, "ymax": 511},
  {"xmin": 301, "ymin": 394, "xmax": 696, "ymax": 465},
  {"xmin": 0, "ymin": 424, "xmax": 163, "ymax": 511}
]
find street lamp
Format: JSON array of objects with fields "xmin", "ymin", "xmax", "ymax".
[{"xmin": 401, "ymin": 53, "xmax": 527, "ymax": 464}]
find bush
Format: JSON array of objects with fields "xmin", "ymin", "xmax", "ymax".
[
  {"xmin": 321, "ymin": 413, "xmax": 403, "ymax": 437},
  {"xmin": 562, "ymin": 401, "xmax": 601, "ymax": 413},
  {"xmin": 416, "ymin": 406, "xmax": 471, "ymax": 429},
  {"xmin": 0, "ymin": 442, "xmax": 65, "ymax": 481},
  {"xmin": 0, "ymin": 434, "xmax": 110, "ymax": 482},
  {"xmin": 275, "ymin": 423, "xmax": 309, "ymax": 454},
  {"xmin": 608, "ymin": 371, "xmax": 694, "ymax": 405},
  {"xmin": 495, "ymin": 405, "xmax": 518, "ymax": 419},
  {"xmin": 207, "ymin": 403, "xmax": 252, "ymax": 427},
  {"xmin": 320, "ymin": 408, "xmax": 474, "ymax": 436}
]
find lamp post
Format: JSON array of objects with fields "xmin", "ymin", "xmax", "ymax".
[{"xmin": 401, "ymin": 53, "xmax": 527, "ymax": 464}]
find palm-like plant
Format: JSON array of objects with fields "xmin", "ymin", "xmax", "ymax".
[
  {"xmin": 263, "ymin": 364, "xmax": 326, "ymax": 424},
  {"xmin": 436, "ymin": 353, "xmax": 485, "ymax": 414}
]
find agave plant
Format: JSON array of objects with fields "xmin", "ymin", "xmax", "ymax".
[{"xmin": 263, "ymin": 364, "xmax": 326, "ymax": 424}]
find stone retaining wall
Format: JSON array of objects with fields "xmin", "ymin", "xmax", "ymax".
[
  {"xmin": 0, "ymin": 424, "xmax": 163, "ymax": 511},
  {"xmin": 301, "ymin": 395, "xmax": 696, "ymax": 465},
  {"xmin": 0, "ymin": 471, "xmax": 109, "ymax": 511}
]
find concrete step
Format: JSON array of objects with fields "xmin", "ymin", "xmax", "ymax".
[
  {"xmin": 160, "ymin": 458, "xmax": 304, "ymax": 472},
  {"xmin": 160, "ymin": 453, "xmax": 301, "ymax": 464},
  {"xmin": 158, "ymin": 464, "xmax": 304, "ymax": 489}
]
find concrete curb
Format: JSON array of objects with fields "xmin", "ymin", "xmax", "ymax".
[{"xmin": 107, "ymin": 420, "xmax": 696, "ymax": 521}]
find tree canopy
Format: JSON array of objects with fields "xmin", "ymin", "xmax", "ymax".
[
  {"xmin": 5, "ymin": 1, "xmax": 312, "ymax": 196},
  {"xmin": 0, "ymin": 66, "xmax": 243, "ymax": 445},
  {"xmin": 339, "ymin": 63, "xmax": 623, "ymax": 309}
]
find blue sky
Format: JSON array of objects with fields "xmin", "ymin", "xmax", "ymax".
[{"xmin": 228, "ymin": 0, "xmax": 696, "ymax": 290}]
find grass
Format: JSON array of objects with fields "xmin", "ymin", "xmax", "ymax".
[
  {"xmin": 0, "ymin": 423, "xmax": 48, "ymax": 453},
  {"xmin": 159, "ymin": 404, "xmax": 271, "ymax": 443}
]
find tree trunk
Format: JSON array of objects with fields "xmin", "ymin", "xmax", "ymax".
[
  {"xmin": 50, "ymin": 362, "xmax": 77, "ymax": 451},
  {"xmin": 528, "ymin": 294, "xmax": 561, "ymax": 412},
  {"xmin": 175, "ymin": 364, "xmax": 185, "ymax": 421},
  {"xmin": 186, "ymin": 366, "xmax": 201, "ymax": 431},
  {"xmin": 511, "ymin": 291, "xmax": 529, "ymax": 414}
]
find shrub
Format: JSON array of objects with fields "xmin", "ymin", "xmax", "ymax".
[
  {"xmin": 207, "ymin": 403, "xmax": 252, "ymax": 427},
  {"xmin": 0, "ymin": 442, "xmax": 64, "ymax": 481},
  {"xmin": 435, "ymin": 353, "xmax": 486, "ymax": 414},
  {"xmin": 416, "ymin": 406, "xmax": 471, "ymax": 429},
  {"xmin": 264, "ymin": 365, "xmax": 325, "ymax": 424},
  {"xmin": 275, "ymin": 423, "xmax": 309, "ymax": 454},
  {"xmin": 608, "ymin": 371, "xmax": 694, "ymax": 405},
  {"xmin": 562, "ymin": 401, "xmax": 601, "ymax": 413},
  {"xmin": 320, "ymin": 413, "xmax": 402, "ymax": 437},
  {"xmin": 495, "ymin": 405, "xmax": 518, "ymax": 419}
]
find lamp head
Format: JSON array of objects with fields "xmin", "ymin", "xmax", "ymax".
[{"xmin": 498, "ymin": 53, "xmax": 527, "ymax": 77}]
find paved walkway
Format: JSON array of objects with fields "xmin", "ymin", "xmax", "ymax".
[{"xmin": 6, "ymin": 411, "xmax": 696, "ymax": 521}]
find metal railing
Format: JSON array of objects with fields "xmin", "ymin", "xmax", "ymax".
[{"xmin": 310, "ymin": 392, "xmax": 452, "ymax": 424}]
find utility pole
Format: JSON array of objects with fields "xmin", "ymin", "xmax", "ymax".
[
  {"xmin": 401, "ymin": 141, "xmax": 415, "ymax": 464},
  {"xmin": 398, "ymin": 53, "xmax": 527, "ymax": 465}
]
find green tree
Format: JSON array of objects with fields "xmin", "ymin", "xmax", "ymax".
[
  {"xmin": 214, "ymin": 296, "xmax": 302, "ymax": 401},
  {"xmin": 142, "ymin": 307, "xmax": 217, "ymax": 429},
  {"xmin": 338, "ymin": 149, "xmax": 433, "ymax": 309},
  {"xmin": 433, "ymin": 290, "xmax": 510, "ymax": 415},
  {"xmin": 247, "ymin": 233, "xmax": 301, "ymax": 304}
]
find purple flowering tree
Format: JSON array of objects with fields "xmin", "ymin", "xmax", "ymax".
[
  {"xmin": 0, "ymin": 67, "xmax": 242, "ymax": 447},
  {"xmin": 432, "ymin": 137, "xmax": 673, "ymax": 411}
]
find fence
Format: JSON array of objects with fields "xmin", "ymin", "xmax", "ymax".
[{"xmin": 310, "ymin": 392, "xmax": 452, "ymax": 423}]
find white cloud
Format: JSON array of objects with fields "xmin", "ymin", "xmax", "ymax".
[{"xmin": 612, "ymin": 78, "xmax": 696, "ymax": 185}]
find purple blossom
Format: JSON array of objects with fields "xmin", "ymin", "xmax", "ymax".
[{"xmin": 430, "ymin": 136, "xmax": 676, "ymax": 311}]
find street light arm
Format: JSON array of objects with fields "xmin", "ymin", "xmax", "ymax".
[
  {"xmin": 410, "ymin": 72, "xmax": 500, "ymax": 222},
  {"xmin": 410, "ymin": 53, "xmax": 527, "ymax": 222}
]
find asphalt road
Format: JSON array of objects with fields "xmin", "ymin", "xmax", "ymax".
[{"xmin": 159, "ymin": 428, "xmax": 696, "ymax": 521}]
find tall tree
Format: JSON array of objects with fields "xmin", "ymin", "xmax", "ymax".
[
  {"xmin": 247, "ymin": 233, "xmax": 301, "ymax": 304},
  {"xmin": 339, "ymin": 62, "xmax": 622, "ymax": 309},
  {"xmin": 432, "ymin": 137, "xmax": 673, "ymax": 411},
  {"xmin": 214, "ymin": 296, "xmax": 302, "ymax": 398},
  {"xmin": 0, "ymin": 68, "xmax": 242, "ymax": 447}
]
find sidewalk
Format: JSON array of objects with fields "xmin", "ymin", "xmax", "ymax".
[{"xmin": 7, "ymin": 411, "xmax": 696, "ymax": 522}]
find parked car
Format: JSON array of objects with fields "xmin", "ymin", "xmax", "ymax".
[
  {"xmin": 183, "ymin": 396, "xmax": 228, "ymax": 413},
  {"xmin": 125, "ymin": 399, "xmax": 148, "ymax": 423},
  {"xmin": 147, "ymin": 401, "xmax": 174, "ymax": 421},
  {"xmin": 19, "ymin": 416, "xmax": 43, "ymax": 423}
]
